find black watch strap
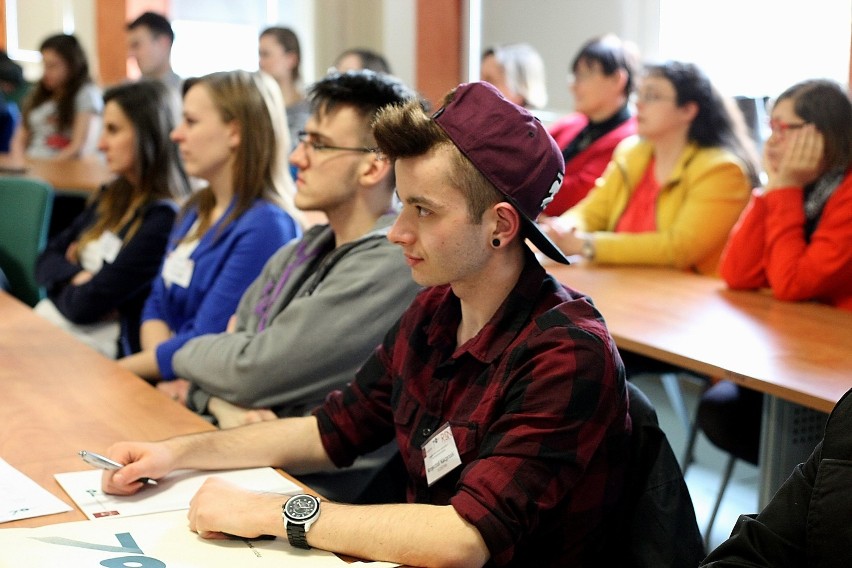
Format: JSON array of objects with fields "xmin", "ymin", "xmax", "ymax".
[{"xmin": 286, "ymin": 522, "xmax": 310, "ymax": 549}]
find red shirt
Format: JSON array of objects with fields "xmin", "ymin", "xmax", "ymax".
[
  {"xmin": 615, "ymin": 158, "xmax": 662, "ymax": 233},
  {"xmin": 545, "ymin": 113, "xmax": 637, "ymax": 216},
  {"xmin": 314, "ymin": 252, "xmax": 631, "ymax": 566}
]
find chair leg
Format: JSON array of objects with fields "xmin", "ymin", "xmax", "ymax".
[
  {"xmin": 681, "ymin": 379, "xmax": 712, "ymax": 471},
  {"xmin": 681, "ymin": 419, "xmax": 701, "ymax": 473},
  {"xmin": 661, "ymin": 372, "xmax": 692, "ymax": 434},
  {"xmin": 704, "ymin": 455, "xmax": 737, "ymax": 551}
]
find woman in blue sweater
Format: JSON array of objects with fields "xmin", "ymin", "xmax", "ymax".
[{"xmin": 118, "ymin": 70, "xmax": 301, "ymax": 387}]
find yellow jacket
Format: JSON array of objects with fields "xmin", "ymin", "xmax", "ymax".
[{"xmin": 563, "ymin": 136, "xmax": 751, "ymax": 275}]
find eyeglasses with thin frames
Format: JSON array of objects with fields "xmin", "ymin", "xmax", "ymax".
[
  {"xmin": 296, "ymin": 131, "xmax": 378, "ymax": 154},
  {"xmin": 635, "ymin": 91, "xmax": 676, "ymax": 105},
  {"xmin": 767, "ymin": 119, "xmax": 807, "ymax": 138}
]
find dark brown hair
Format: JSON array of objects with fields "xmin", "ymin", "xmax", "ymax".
[
  {"xmin": 260, "ymin": 27, "xmax": 302, "ymax": 82},
  {"xmin": 76, "ymin": 81, "xmax": 189, "ymax": 255},
  {"xmin": 373, "ymin": 91, "xmax": 502, "ymax": 222},
  {"xmin": 22, "ymin": 34, "xmax": 92, "ymax": 132},
  {"xmin": 775, "ymin": 79, "xmax": 852, "ymax": 172}
]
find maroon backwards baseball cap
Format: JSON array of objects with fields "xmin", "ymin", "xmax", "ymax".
[{"xmin": 432, "ymin": 81, "xmax": 569, "ymax": 264}]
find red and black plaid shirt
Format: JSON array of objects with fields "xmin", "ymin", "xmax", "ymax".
[{"xmin": 315, "ymin": 253, "xmax": 631, "ymax": 567}]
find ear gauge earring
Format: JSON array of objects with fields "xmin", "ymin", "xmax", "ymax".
[{"xmin": 492, "ymin": 238, "xmax": 501, "ymax": 248}]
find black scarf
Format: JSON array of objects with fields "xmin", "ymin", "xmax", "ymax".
[
  {"xmin": 561, "ymin": 104, "xmax": 632, "ymax": 164},
  {"xmin": 803, "ymin": 169, "xmax": 845, "ymax": 240}
]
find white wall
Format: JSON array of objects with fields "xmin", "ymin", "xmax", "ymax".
[
  {"xmin": 480, "ymin": 0, "xmax": 662, "ymax": 116},
  {"xmin": 6, "ymin": 0, "xmax": 98, "ymax": 82},
  {"xmin": 7, "ymin": 0, "xmax": 850, "ymax": 111},
  {"xmin": 479, "ymin": 0, "xmax": 851, "ymax": 116}
]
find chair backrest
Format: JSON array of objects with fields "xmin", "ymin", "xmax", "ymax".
[
  {"xmin": 0, "ymin": 177, "xmax": 53, "ymax": 306},
  {"xmin": 616, "ymin": 381, "xmax": 706, "ymax": 567}
]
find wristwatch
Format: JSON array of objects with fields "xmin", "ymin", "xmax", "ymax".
[
  {"xmin": 282, "ymin": 494, "xmax": 321, "ymax": 549},
  {"xmin": 581, "ymin": 236, "xmax": 596, "ymax": 260}
]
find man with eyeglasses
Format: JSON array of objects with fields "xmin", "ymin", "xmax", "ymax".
[{"xmin": 167, "ymin": 70, "xmax": 421, "ymax": 501}]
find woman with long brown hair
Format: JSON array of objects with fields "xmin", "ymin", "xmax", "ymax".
[{"xmin": 35, "ymin": 80, "xmax": 189, "ymax": 357}]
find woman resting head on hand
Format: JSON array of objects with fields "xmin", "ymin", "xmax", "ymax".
[{"xmin": 720, "ymin": 79, "xmax": 852, "ymax": 309}]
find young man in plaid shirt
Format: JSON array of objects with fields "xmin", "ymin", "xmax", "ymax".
[{"xmin": 103, "ymin": 82, "xmax": 631, "ymax": 568}]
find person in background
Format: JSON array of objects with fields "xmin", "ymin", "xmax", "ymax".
[
  {"xmin": 127, "ymin": 11, "xmax": 181, "ymax": 116},
  {"xmin": 258, "ymin": 26, "xmax": 310, "ymax": 150},
  {"xmin": 480, "ymin": 42, "xmax": 547, "ymax": 110},
  {"xmin": 101, "ymin": 82, "xmax": 630, "ymax": 568},
  {"xmin": 544, "ymin": 60, "xmax": 758, "ymax": 275},
  {"xmin": 720, "ymin": 79, "xmax": 852, "ymax": 307},
  {"xmin": 34, "ymin": 81, "xmax": 189, "ymax": 358},
  {"xmin": 697, "ymin": 79, "xmax": 852, "ymax": 486},
  {"xmin": 544, "ymin": 34, "xmax": 640, "ymax": 215},
  {"xmin": 332, "ymin": 48, "xmax": 392, "ymax": 75},
  {"xmin": 9, "ymin": 34, "xmax": 101, "ymax": 160},
  {"xmin": 118, "ymin": 70, "xmax": 301, "ymax": 390},
  {"xmin": 0, "ymin": 50, "xmax": 29, "ymax": 106},
  {"xmin": 0, "ymin": 51, "xmax": 26, "ymax": 152}
]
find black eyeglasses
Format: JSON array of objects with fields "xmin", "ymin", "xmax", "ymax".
[{"xmin": 296, "ymin": 131, "xmax": 378, "ymax": 154}]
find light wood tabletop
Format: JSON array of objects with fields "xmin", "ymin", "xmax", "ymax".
[
  {"xmin": 549, "ymin": 262, "xmax": 852, "ymax": 413},
  {"xmin": 0, "ymin": 292, "xmax": 212, "ymax": 527},
  {"xmin": 0, "ymin": 292, "xmax": 317, "ymax": 530},
  {"xmin": 20, "ymin": 157, "xmax": 114, "ymax": 195},
  {"xmin": 548, "ymin": 261, "xmax": 852, "ymax": 504}
]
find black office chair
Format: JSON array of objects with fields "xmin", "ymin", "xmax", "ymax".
[
  {"xmin": 620, "ymin": 349, "xmax": 711, "ymax": 468},
  {"xmin": 695, "ymin": 380, "xmax": 762, "ymax": 548},
  {"xmin": 612, "ymin": 382, "xmax": 706, "ymax": 567}
]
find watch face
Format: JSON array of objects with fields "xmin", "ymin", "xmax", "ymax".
[{"xmin": 285, "ymin": 495, "xmax": 318, "ymax": 521}]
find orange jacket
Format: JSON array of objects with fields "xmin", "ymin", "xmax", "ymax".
[{"xmin": 720, "ymin": 170, "xmax": 852, "ymax": 310}]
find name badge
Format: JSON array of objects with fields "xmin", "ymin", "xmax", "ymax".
[
  {"xmin": 98, "ymin": 231, "xmax": 122, "ymax": 264},
  {"xmin": 161, "ymin": 252, "xmax": 195, "ymax": 288},
  {"xmin": 422, "ymin": 422, "xmax": 462, "ymax": 486}
]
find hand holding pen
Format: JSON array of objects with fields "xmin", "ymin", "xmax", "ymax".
[{"xmin": 79, "ymin": 450, "xmax": 158, "ymax": 487}]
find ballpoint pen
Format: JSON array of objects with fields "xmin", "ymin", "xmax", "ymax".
[{"xmin": 78, "ymin": 450, "xmax": 158, "ymax": 486}]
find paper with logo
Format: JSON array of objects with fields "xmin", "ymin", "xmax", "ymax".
[
  {"xmin": 0, "ymin": 509, "xmax": 353, "ymax": 567},
  {"xmin": 55, "ymin": 467, "xmax": 301, "ymax": 520},
  {"xmin": 0, "ymin": 458, "xmax": 72, "ymax": 523}
]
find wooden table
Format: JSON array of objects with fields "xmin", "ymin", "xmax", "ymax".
[
  {"xmin": 0, "ymin": 292, "xmax": 268, "ymax": 529},
  {"xmin": 548, "ymin": 262, "xmax": 852, "ymax": 504},
  {"xmin": 22, "ymin": 157, "xmax": 114, "ymax": 195}
]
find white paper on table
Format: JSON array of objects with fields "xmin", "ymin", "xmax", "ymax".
[
  {"xmin": 55, "ymin": 467, "xmax": 302, "ymax": 520},
  {"xmin": 0, "ymin": 458, "xmax": 72, "ymax": 523},
  {"xmin": 0, "ymin": 509, "xmax": 351, "ymax": 567}
]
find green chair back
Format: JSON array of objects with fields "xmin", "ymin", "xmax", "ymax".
[{"xmin": 0, "ymin": 177, "xmax": 54, "ymax": 306}]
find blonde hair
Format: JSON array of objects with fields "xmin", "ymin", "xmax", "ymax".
[
  {"xmin": 182, "ymin": 70, "xmax": 302, "ymax": 239},
  {"xmin": 485, "ymin": 43, "xmax": 548, "ymax": 109}
]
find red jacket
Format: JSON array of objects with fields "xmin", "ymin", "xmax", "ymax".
[
  {"xmin": 544, "ymin": 113, "xmax": 637, "ymax": 216},
  {"xmin": 720, "ymin": 170, "xmax": 852, "ymax": 310}
]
